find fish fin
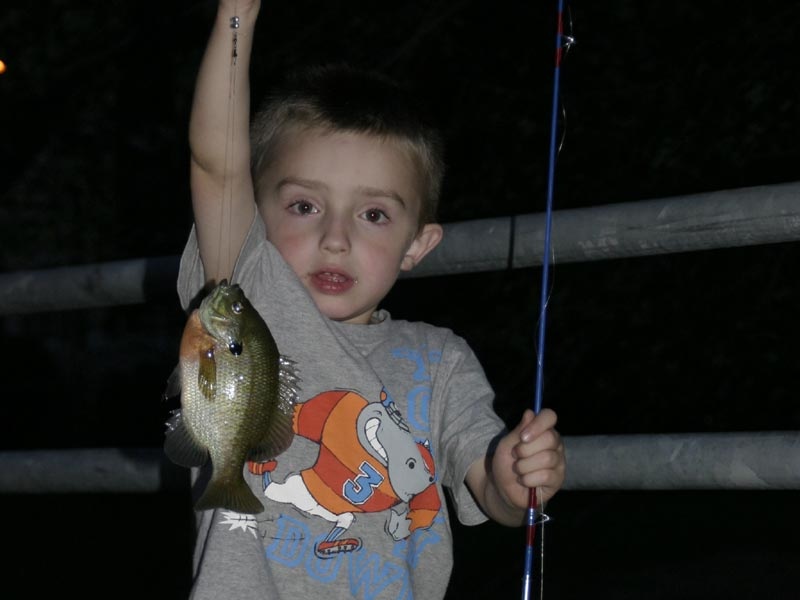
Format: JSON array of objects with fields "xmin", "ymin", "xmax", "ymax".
[
  {"xmin": 162, "ymin": 364, "xmax": 182, "ymax": 401},
  {"xmin": 197, "ymin": 348, "xmax": 216, "ymax": 400},
  {"xmin": 248, "ymin": 418, "xmax": 295, "ymax": 463},
  {"xmin": 247, "ymin": 355, "xmax": 301, "ymax": 461},
  {"xmin": 278, "ymin": 355, "xmax": 301, "ymax": 411},
  {"xmin": 194, "ymin": 476, "xmax": 264, "ymax": 514},
  {"xmin": 164, "ymin": 411, "xmax": 209, "ymax": 467}
]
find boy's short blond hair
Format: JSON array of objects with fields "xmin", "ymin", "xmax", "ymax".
[{"xmin": 250, "ymin": 64, "xmax": 444, "ymax": 226}]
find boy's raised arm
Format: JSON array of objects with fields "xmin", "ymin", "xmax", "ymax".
[{"xmin": 189, "ymin": 0, "xmax": 260, "ymax": 285}]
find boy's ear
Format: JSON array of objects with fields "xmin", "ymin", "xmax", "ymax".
[{"xmin": 401, "ymin": 223, "xmax": 443, "ymax": 271}]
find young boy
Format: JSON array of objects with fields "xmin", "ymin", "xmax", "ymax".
[{"xmin": 176, "ymin": 1, "xmax": 565, "ymax": 598}]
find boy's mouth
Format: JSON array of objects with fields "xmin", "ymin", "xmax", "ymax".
[{"xmin": 309, "ymin": 270, "xmax": 357, "ymax": 294}]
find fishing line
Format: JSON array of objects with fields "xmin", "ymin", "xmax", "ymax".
[
  {"xmin": 219, "ymin": 7, "xmax": 240, "ymax": 284},
  {"xmin": 522, "ymin": 2, "xmax": 574, "ymax": 599}
]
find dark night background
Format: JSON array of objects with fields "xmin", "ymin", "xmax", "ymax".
[{"xmin": 1, "ymin": 1, "xmax": 799, "ymax": 598}]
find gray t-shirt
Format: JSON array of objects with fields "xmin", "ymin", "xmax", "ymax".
[{"xmin": 177, "ymin": 216, "xmax": 505, "ymax": 599}]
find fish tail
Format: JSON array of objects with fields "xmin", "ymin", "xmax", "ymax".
[{"xmin": 194, "ymin": 476, "xmax": 264, "ymax": 515}]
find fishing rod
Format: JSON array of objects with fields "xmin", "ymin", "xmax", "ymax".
[{"xmin": 521, "ymin": 1, "xmax": 572, "ymax": 599}]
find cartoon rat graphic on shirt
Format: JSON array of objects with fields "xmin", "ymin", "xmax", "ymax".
[{"xmin": 248, "ymin": 388, "xmax": 440, "ymax": 558}]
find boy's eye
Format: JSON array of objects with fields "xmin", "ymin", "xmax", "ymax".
[
  {"xmin": 288, "ymin": 200, "xmax": 318, "ymax": 216},
  {"xmin": 361, "ymin": 208, "xmax": 389, "ymax": 224}
]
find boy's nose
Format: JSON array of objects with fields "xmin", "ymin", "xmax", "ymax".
[{"xmin": 320, "ymin": 215, "xmax": 351, "ymax": 254}]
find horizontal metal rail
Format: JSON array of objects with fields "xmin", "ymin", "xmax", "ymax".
[
  {"xmin": 1, "ymin": 182, "xmax": 799, "ymax": 315},
  {"xmin": 2, "ymin": 432, "xmax": 798, "ymax": 493},
  {"xmin": 564, "ymin": 431, "xmax": 800, "ymax": 490},
  {"xmin": 0, "ymin": 447, "xmax": 188, "ymax": 494}
]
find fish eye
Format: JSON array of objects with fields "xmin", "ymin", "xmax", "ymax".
[
  {"xmin": 231, "ymin": 301, "xmax": 243, "ymax": 314},
  {"xmin": 406, "ymin": 458, "xmax": 416, "ymax": 470}
]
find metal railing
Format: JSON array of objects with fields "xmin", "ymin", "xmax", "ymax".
[
  {"xmin": 2, "ymin": 181, "xmax": 799, "ymax": 315},
  {"xmin": 1, "ymin": 181, "xmax": 799, "ymax": 492},
  {"xmin": 2, "ymin": 432, "xmax": 799, "ymax": 493}
]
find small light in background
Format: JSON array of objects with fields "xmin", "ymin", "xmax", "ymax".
[{"xmin": 0, "ymin": 60, "xmax": 6, "ymax": 74}]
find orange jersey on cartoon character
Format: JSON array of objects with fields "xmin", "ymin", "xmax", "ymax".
[
  {"xmin": 293, "ymin": 389, "xmax": 439, "ymax": 532},
  {"xmin": 249, "ymin": 388, "xmax": 440, "ymax": 550}
]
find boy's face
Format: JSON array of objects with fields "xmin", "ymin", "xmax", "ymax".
[{"xmin": 257, "ymin": 128, "xmax": 442, "ymax": 324}]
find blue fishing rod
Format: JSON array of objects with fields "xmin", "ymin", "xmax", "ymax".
[{"xmin": 521, "ymin": 1, "xmax": 569, "ymax": 598}]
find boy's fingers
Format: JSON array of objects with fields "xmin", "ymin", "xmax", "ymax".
[
  {"xmin": 520, "ymin": 407, "xmax": 557, "ymax": 442},
  {"xmin": 506, "ymin": 408, "xmax": 534, "ymax": 442},
  {"xmin": 515, "ymin": 429, "xmax": 562, "ymax": 458}
]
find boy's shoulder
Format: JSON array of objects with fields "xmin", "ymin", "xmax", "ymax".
[
  {"xmin": 375, "ymin": 311, "xmax": 474, "ymax": 353},
  {"xmin": 377, "ymin": 310, "xmax": 448, "ymax": 334}
]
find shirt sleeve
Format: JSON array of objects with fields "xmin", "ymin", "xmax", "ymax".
[
  {"xmin": 436, "ymin": 333, "xmax": 506, "ymax": 526},
  {"xmin": 176, "ymin": 214, "xmax": 276, "ymax": 312},
  {"xmin": 175, "ymin": 224, "xmax": 207, "ymax": 312}
]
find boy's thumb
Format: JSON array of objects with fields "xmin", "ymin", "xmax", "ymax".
[{"xmin": 512, "ymin": 408, "xmax": 536, "ymax": 440}]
